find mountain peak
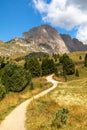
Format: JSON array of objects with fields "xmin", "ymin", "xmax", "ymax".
[
  {"xmin": 23, "ymin": 24, "xmax": 69, "ymax": 54},
  {"xmin": 23, "ymin": 24, "xmax": 59, "ymax": 40}
]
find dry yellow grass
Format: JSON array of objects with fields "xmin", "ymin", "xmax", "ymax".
[
  {"xmin": 53, "ymin": 75, "xmax": 66, "ymax": 82},
  {"xmin": 26, "ymin": 77, "xmax": 87, "ymax": 130},
  {"xmin": 0, "ymin": 76, "xmax": 52, "ymax": 124},
  {"xmin": 69, "ymin": 51, "xmax": 87, "ymax": 63},
  {"xmin": 26, "ymin": 96, "xmax": 60, "ymax": 130}
]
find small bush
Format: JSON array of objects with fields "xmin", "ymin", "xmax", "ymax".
[
  {"xmin": 51, "ymin": 108, "xmax": 69, "ymax": 129},
  {"xmin": 79, "ymin": 56, "xmax": 82, "ymax": 60},
  {"xmin": 29, "ymin": 82, "xmax": 34, "ymax": 90},
  {"xmin": 75, "ymin": 69, "xmax": 79, "ymax": 77},
  {"xmin": 0, "ymin": 84, "xmax": 6, "ymax": 99},
  {"xmin": 63, "ymin": 71, "xmax": 67, "ymax": 81},
  {"xmin": 39, "ymin": 83, "xmax": 44, "ymax": 88}
]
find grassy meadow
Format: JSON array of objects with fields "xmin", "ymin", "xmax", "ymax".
[
  {"xmin": 25, "ymin": 51, "xmax": 87, "ymax": 130},
  {"xmin": 26, "ymin": 77, "xmax": 87, "ymax": 130},
  {"xmin": 69, "ymin": 51, "xmax": 86, "ymax": 62}
]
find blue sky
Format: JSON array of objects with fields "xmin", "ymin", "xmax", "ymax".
[
  {"xmin": 0, "ymin": 0, "xmax": 87, "ymax": 42},
  {"xmin": 0, "ymin": 0, "xmax": 44, "ymax": 41}
]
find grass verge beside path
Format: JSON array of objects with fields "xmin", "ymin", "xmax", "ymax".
[
  {"xmin": 0, "ymin": 76, "xmax": 52, "ymax": 124},
  {"xmin": 26, "ymin": 78, "xmax": 87, "ymax": 130}
]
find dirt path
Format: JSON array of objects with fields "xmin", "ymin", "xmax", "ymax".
[{"xmin": 0, "ymin": 75, "xmax": 61, "ymax": 130}]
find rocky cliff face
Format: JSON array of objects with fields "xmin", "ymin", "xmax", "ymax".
[
  {"xmin": 61, "ymin": 34, "xmax": 87, "ymax": 52},
  {"xmin": 23, "ymin": 24, "xmax": 69, "ymax": 54}
]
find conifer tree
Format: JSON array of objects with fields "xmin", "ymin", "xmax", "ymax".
[
  {"xmin": 24, "ymin": 57, "xmax": 41, "ymax": 77},
  {"xmin": 84, "ymin": 53, "xmax": 87, "ymax": 67},
  {"xmin": 41, "ymin": 58, "xmax": 55, "ymax": 75},
  {"xmin": 1, "ymin": 63, "xmax": 31, "ymax": 92},
  {"xmin": 75, "ymin": 69, "xmax": 79, "ymax": 77},
  {"xmin": 59, "ymin": 53, "xmax": 75, "ymax": 75}
]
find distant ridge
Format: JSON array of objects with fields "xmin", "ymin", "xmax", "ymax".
[
  {"xmin": 0, "ymin": 24, "xmax": 87, "ymax": 57},
  {"xmin": 61, "ymin": 34, "xmax": 87, "ymax": 52}
]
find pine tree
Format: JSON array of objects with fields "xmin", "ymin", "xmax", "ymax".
[
  {"xmin": 59, "ymin": 53, "xmax": 75, "ymax": 75},
  {"xmin": 54, "ymin": 67, "xmax": 59, "ymax": 77},
  {"xmin": 0, "ymin": 57, "xmax": 5, "ymax": 69},
  {"xmin": 1, "ymin": 63, "xmax": 31, "ymax": 92},
  {"xmin": 84, "ymin": 53, "xmax": 87, "ymax": 67},
  {"xmin": 24, "ymin": 57, "xmax": 41, "ymax": 77},
  {"xmin": 41, "ymin": 58, "xmax": 55, "ymax": 76},
  {"xmin": 75, "ymin": 69, "xmax": 79, "ymax": 77},
  {"xmin": 79, "ymin": 55, "xmax": 82, "ymax": 60}
]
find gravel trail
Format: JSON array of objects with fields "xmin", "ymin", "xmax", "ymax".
[{"xmin": 0, "ymin": 75, "xmax": 60, "ymax": 130}]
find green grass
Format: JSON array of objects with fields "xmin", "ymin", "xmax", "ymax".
[{"xmin": 0, "ymin": 76, "xmax": 52, "ymax": 124}]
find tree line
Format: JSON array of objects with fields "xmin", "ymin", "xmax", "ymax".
[{"xmin": 0, "ymin": 53, "xmax": 87, "ymax": 99}]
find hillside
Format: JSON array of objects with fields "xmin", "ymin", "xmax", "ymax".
[
  {"xmin": 26, "ymin": 78, "xmax": 87, "ymax": 130},
  {"xmin": 0, "ymin": 38, "xmax": 46, "ymax": 59},
  {"xmin": 25, "ymin": 51, "xmax": 87, "ymax": 130},
  {"xmin": 0, "ymin": 48, "xmax": 87, "ymax": 129},
  {"xmin": 25, "ymin": 59, "xmax": 87, "ymax": 130}
]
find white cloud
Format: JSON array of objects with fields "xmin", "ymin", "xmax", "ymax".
[
  {"xmin": 76, "ymin": 24, "xmax": 87, "ymax": 42},
  {"xmin": 32, "ymin": 0, "xmax": 87, "ymax": 42},
  {"xmin": 32, "ymin": 0, "xmax": 48, "ymax": 13}
]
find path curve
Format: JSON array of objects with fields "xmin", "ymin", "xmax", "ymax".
[{"xmin": 0, "ymin": 75, "xmax": 61, "ymax": 130}]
